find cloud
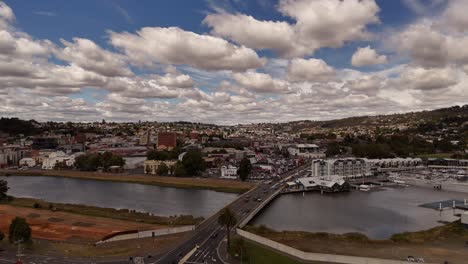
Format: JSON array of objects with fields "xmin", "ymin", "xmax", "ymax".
[
  {"xmin": 205, "ymin": 0, "xmax": 380, "ymax": 57},
  {"xmin": 398, "ymin": 66, "xmax": 459, "ymax": 90},
  {"xmin": 58, "ymin": 37, "xmax": 133, "ymax": 77},
  {"xmin": 109, "ymin": 26, "xmax": 265, "ymax": 71},
  {"xmin": 392, "ymin": 23, "xmax": 448, "ymax": 68},
  {"xmin": 0, "ymin": 2, "xmax": 15, "ymax": 24},
  {"xmin": 441, "ymin": 0, "xmax": 468, "ymax": 32},
  {"xmin": 346, "ymin": 75, "xmax": 384, "ymax": 95},
  {"xmin": 401, "ymin": 0, "xmax": 446, "ymax": 15},
  {"xmin": 351, "ymin": 46, "xmax": 387, "ymax": 67},
  {"xmin": 287, "ymin": 58, "xmax": 336, "ymax": 82},
  {"xmin": 232, "ymin": 71, "xmax": 289, "ymax": 93},
  {"xmin": 33, "ymin": 11, "xmax": 57, "ymax": 17}
]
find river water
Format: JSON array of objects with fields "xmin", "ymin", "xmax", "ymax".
[
  {"xmin": 251, "ymin": 186, "xmax": 468, "ymax": 239},
  {"xmin": 0, "ymin": 176, "xmax": 238, "ymax": 217}
]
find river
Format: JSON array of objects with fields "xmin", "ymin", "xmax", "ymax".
[
  {"xmin": 251, "ymin": 186, "xmax": 468, "ymax": 239},
  {"xmin": 0, "ymin": 176, "xmax": 238, "ymax": 217}
]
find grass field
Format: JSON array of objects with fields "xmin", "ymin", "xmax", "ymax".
[
  {"xmin": 0, "ymin": 169, "xmax": 254, "ymax": 193},
  {"xmin": 3, "ymin": 197, "xmax": 203, "ymax": 226},
  {"xmin": 243, "ymin": 241, "xmax": 303, "ymax": 264}
]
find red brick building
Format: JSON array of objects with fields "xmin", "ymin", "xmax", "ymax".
[{"xmin": 157, "ymin": 132, "xmax": 177, "ymax": 150}]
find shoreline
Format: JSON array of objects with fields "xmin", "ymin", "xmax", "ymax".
[
  {"xmin": 1, "ymin": 197, "xmax": 203, "ymax": 226},
  {"xmin": 0, "ymin": 169, "xmax": 254, "ymax": 193},
  {"xmin": 243, "ymin": 222, "xmax": 468, "ymax": 263}
]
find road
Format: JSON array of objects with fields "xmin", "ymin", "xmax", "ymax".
[
  {"xmin": 0, "ymin": 163, "xmax": 310, "ymax": 264},
  {"xmin": 156, "ymin": 163, "xmax": 310, "ymax": 264}
]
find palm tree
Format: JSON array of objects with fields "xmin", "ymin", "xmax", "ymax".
[{"xmin": 218, "ymin": 208, "xmax": 237, "ymax": 249}]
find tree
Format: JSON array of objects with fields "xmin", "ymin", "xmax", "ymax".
[
  {"xmin": 218, "ymin": 208, "xmax": 237, "ymax": 250},
  {"xmin": 9, "ymin": 217, "xmax": 31, "ymax": 243},
  {"xmin": 182, "ymin": 150, "xmax": 206, "ymax": 176},
  {"xmin": 326, "ymin": 142, "xmax": 342, "ymax": 157},
  {"xmin": 0, "ymin": 179, "xmax": 8, "ymax": 200},
  {"xmin": 156, "ymin": 163, "xmax": 169, "ymax": 176},
  {"xmin": 147, "ymin": 150, "xmax": 169, "ymax": 161},
  {"xmin": 237, "ymin": 157, "xmax": 252, "ymax": 181},
  {"xmin": 74, "ymin": 152, "xmax": 125, "ymax": 171},
  {"xmin": 174, "ymin": 162, "xmax": 187, "ymax": 177}
]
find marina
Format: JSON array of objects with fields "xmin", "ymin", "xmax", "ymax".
[{"xmin": 251, "ymin": 184, "xmax": 468, "ymax": 239}]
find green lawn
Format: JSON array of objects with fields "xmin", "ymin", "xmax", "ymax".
[{"xmin": 243, "ymin": 241, "xmax": 303, "ymax": 264}]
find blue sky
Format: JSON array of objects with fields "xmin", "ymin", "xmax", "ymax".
[
  {"xmin": 6, "ymin": 0, "xmax": 414, "ymax": 67},
  {"xmin": 0, "ymin": 0, "xmax": 467, "ymax": 124}
]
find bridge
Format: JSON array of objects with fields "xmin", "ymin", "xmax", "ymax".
[{"xmin": 155, "ymin": 163, "xmax": 310, "ymax": 264}]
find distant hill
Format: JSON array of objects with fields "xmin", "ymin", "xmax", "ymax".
[
  {"xmin": 0, "ymin": 117, "xmax": 41, "ymax": 136},
  {"xmin": 282, "ymin": 105, "xmax": 468, "ymax": 130}
]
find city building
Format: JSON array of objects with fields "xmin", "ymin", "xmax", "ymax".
[
  {"xmin": 19, "ymin": 158, "xmax": 36, "ymax": 167},
  {"xmin": 285, "ymin": 175, "xmax": 350, "ymax": 193},
  {"xmin": 367, "ymin": 158, "xmax": 423, "ymax": 169},
  {"xmin": 157, "ymin": 132, "xmax": 177, "ymax": 150},
  {"xmin": 287, "ymin": 144, "xmax": 325, "ymax": 159},
  {"xmin": 220, "ymin": 165, "xmax": 238, "ymax": 179},
  {"xmin": 311, "ymin": 158, "xmax": 372, "ymax": 179},
  {"xmin": 0, "ymin": 145, "xmax": 28, "ymax": 168},
  {"xmin": 144, "ymin": 160, "xmax": 177, "ymax": 175},
  {"xmin": 41, "ymin": 151, "xmax": 80, "ymax": 170}
]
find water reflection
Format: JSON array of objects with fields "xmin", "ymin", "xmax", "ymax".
[{"xmin": 1, "ymin": 176, "xmax": 238, "ymax": 217}]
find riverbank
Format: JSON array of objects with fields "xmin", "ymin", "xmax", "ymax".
[
  {"xmin": 0, "ymin": 232, "xmax": 191, "ymax": 259},
  {"xmin": 1, "ymin": 197, "xmax": 203, "ymax": 226},
  {"xmin": 244, "ymin": 222, "xmax": 468, "ymax": 263},
  {"xmin": 0, "ymin": 169, "xmax": 254, "ymax": 193}
]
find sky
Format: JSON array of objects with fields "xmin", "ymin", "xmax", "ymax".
[{"xmin": 0, "ymin": 0, "xmax": 467, "ymax": 124}]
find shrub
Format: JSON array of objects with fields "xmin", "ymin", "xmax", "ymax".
[{"xmin": 9, "ymin": 217, "xmax": 32, "ymax": 243}]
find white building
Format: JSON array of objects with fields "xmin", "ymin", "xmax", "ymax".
[
  {"xmin": 221, "ymin": 165, "xmax": 238, "ymax": 179},
  {"xmin": 311, "ymin": 158, "xmax": 372, "ymax": 179},
  {"xmin": 288, "ymin": 144, "xmax": 325, "ymax": 159},
  {"xmin": 144, "ymin": 160, "xmax": 177, "ymax": 175},
  {"xmin": 367, "ymin": 158, "xmax": 423, "ymax": 168},
  {"xmin": 123, "ymin": 157, "xmax": 146, "ymax": 170},
  {"xmin": 19, "ymin": 158, "xmax": 36, "ymax": 167},
  {"xmin": 42, "ymin": 151, "xmax": 79, "ymax": 170}
]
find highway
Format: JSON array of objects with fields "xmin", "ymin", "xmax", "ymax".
[{"xmin": 156, "ymin": 163, "xmax": 310, "ymax": 264}]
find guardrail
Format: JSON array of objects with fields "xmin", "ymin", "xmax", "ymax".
[{"xmin": 95, "ymin": 225, "xmax": 195, "ymax": 244}]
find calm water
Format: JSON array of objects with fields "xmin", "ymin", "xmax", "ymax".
[
  {"xmin": 0, "ymin": 176, "xmax": 238, "ymax": 217},
  {"xmin": 251, "ymin": 186, "xmax": 468, "ymax": 239}
]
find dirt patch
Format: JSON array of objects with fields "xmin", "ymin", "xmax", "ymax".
[
  {"xmin": 0, "ymin": 205, "xmax": 166, "ymax": 242},
  {"xmin": 48, "ymin": 217, "xmax": 64, "ymax": 223},
  {"xmin": 72, "ymin": 222, "xmax": 95, "ymax": 227},
  {"xmin": 27, "ymin": 213, "xmax": 40, "ymax": 218}
]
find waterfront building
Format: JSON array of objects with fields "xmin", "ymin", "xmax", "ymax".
[
  {"xmin": 144, "ymin": 159, "xmax": 177, "ymax": 175},
  {"xmin": 367, "ymin": 158, "xmax": 423, "ymax": 168},
  {"xmin": 41, "ymin": 151, "xmax": 81, "ymax": 170},
  {"xmin": 427, "ymin": 158, "xmax": 468, "ymax": 168},
  {"xmin": 286, "ymin": 175, "xmax": 350, "ymax": 193},
  {"xmin": 19, "ymin": 157, "xmax": 36, "ymax": 167},
  {"xmin": 220, "ymin": 165, "xmax": 238, "ymax": 179},
  {"xmin": 311, "ymin": 158, "xmax": 372, "ymax": 179}
]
